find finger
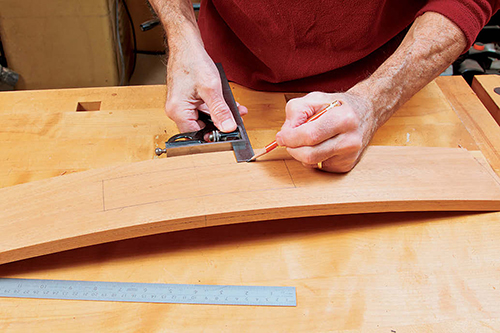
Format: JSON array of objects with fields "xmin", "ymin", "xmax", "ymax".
[
  {"xmin": 277, "ymin": 102, "xmax": 361, "ymax": 148},
  {"xmin": 165, "ymin": 101, "xmax": 202, "ymax": 132},
  {"xmin": 200, "ymin": 86, "xmax": 236, "ymax": 133},
  {"xmin": 284, "ymin": 92, "xmax": 333, "ymax": 128},
  {"xmin": 282, "ymin": 98, "xmax": 316, "ymax": 129},
  {"xmin": 320, "ymin": 152, "xmax": 362, "ymax": 173},
  {"xmin": 197, "ymin": 101, "xmax": 247, "ymax": 122},
  {"xmin": 201, "ymin": 99, "xmax": 247, "ymax": 116},
  {"xmin": 196, "ymin": 119, "xmax": 206, "ymax": 129},
  {"xmin": 286, "ymin": 134, "xmax": 362, "ymax": 165},
  {"xmin": 236, "ymin": 102, "xmax": 248, "ymax": 116},
  {"xmin": 301, "ymin": 162, "xmax": 319, "ymax": 169},
  {"xmin": 197, "ymin": 103, "xmax": 210, "ymax": 114},
  {"xmin": 276, "ymin": 114, "xmax": 342, "ymax": 148}
]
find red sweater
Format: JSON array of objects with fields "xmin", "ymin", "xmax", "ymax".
[{"xmin": 198, "ymin": 0, "xmax": 499, "ymax": 92}]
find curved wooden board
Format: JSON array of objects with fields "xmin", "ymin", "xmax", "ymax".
[{"xmin": 1, "ymin": 146, "xmax": 500, "ymax": 265}]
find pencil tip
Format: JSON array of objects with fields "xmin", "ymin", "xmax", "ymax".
[{"xmin": 246, "ymin": 148, "xmax": 267, "ymax": 162}]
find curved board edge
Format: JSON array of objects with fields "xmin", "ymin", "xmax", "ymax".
[{"xmin": 1, "ymin": 146, "xmax": 500, "ymax": 265}]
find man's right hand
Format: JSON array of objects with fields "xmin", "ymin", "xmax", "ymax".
[{"xmin": 165, "ymin": 42, "xmax": 247, "ymax": 133}]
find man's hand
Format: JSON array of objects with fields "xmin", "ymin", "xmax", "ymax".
[
  {"xmin": 276, "ymin": 92, "xmax": 376, "ymax": 173},
  {"xmin": 149, "ymin": 0, "xmax": 247, "ymax": 133},
  {"xmin": 277, "ymin": 12, "xmax": 467, "ymax": 173},
  {"xmin": 166, "ymin": 46, "xmax": 247, "ymax": 133}
]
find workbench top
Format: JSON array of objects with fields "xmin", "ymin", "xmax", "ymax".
[{"xmin": 1, "ymin": 76, "xmax": 500, "ymax": 332}]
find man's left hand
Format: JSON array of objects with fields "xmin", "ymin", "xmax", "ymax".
[{"xmin": 275, "ymin": 91, "xmax": 376, "ymax": 173}]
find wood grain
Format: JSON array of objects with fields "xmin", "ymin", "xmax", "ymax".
[
  {"xmin": 471, "ymin": 75, "xmax": 500, "ymax": 125},
  {"xmin": 2, "ymin": 77, "xmax": 500, "ymax": 332},
  {"xmin": 436, "ymin": 76, "xmax": 500, "ymax": 175},
  {"xmin": 0, "ymin": 81, "xmax": 478, "ymax": 188},
  {"xmin": 1, "ymin": 146, "xmax": 500, "ymax": 265},
  {"xmin": 2, "ymin": 211, "xmax": 500, "ymax": 332}
]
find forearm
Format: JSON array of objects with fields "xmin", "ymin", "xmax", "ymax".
[
  {"xmin": 148, "ymin": 0, "xmax": 203, "ymax": 53},
  {"xmin": 149, "ymin": 0, "xmax": 239, "ymax": 133},
  {"xmin": 349, "ymin": 12, "xmax": 467, "ymax": 132}
]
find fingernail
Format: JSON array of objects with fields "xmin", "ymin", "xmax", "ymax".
[{"xmin": 221, "ymin": 119, "xmax": 236, "ymax": 132}]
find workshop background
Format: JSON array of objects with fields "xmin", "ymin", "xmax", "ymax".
[{"xmin": 0, "ymin": 0, "xmax": 498, "ymax": 91}]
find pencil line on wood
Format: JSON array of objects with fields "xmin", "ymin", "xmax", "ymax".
[
  {"xmin": 102, "ymin": 180, "xmax": 106, "ymax": 212},
  {"xmin": 284, "ymin": 160, "xmax": 297, "ymax": 188},
  {"xmin": 104, "ymin": 185, "xmax": 297, "ymax": 212}
]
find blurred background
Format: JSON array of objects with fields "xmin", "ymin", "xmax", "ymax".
[{"xmin": 0, "ymin": 0, "xmax": 192, "ymax": 91}]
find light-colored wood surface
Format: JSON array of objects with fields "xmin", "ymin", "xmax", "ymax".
[
  {"xmin": 437, "ymin": 76, "xmax": 500, "ymax": 175},
  {"xmin": 1, "ymin": 146, "xmax": 499, "ymax": 266},
  {"xmin": 2, "ymin": 210, "xmax": 500, "ymax": 332},
  {"xmin": 0, "ymin": 81, "xmax": 478, "ymax": 188},
  {"xmin": 471, "ymin": 75, "xmax": 500, "ymax": 124},
  {"xmin": 1, "ymin": 76, "xmax": 500, "ymax": 331},
  {"xmin": 0, "ymin": 85, "xmax": 169, "ymax": 187}
]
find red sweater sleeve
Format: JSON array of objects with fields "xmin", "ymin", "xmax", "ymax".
[{"xmin": 417, "ymin": 0, "xmax": 500, "ymax": 50}]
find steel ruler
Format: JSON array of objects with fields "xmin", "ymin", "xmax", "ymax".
[{"xmin": 0, "ymin": 278, "xmax": 296, "ymax": 307}]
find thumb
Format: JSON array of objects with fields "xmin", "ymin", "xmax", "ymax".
[{"xmin": 200, "ymin": 88, "xmax": 236, "ymax": 133}]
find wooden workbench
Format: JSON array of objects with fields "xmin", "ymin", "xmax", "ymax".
[
  {"xmin": 472, "ymin": 75, "xmax": 500, "ymax": 126},
  {"xmin": 1, "ymin": 76, "xmax": 500, "ymax": 332}
]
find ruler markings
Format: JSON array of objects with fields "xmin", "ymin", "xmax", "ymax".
[{"xmin": 0, "ymin": 278, "xmax": 296, "ymax": 307}]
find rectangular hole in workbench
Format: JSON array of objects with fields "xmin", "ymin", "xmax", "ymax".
[{"xmin": 76, "ymin": 101, "xmax": 101, "ymax": 111}]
